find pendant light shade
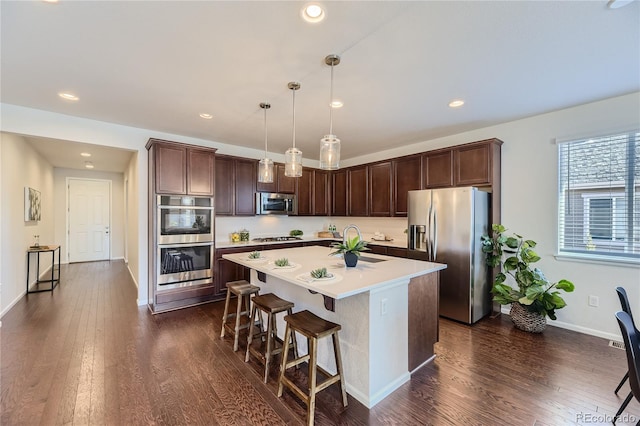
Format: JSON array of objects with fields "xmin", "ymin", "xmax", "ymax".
[
  {"xmin": 319, "ymin": 54, "xmax": 341, "ymax": 170},
  {"xmin": 285, "ymin": 81, "xmax": 303, "ymax": 177},
  {"xmin": 257, "ymin": 102, "xmax": 274, "ymax": 183}
]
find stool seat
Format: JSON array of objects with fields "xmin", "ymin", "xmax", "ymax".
[
  {"xmin": 284, "ymin": 310, "xmax": 341, "ymax": 338},
  {"xmin": 220, "ymin": 280, "xmax": 261, "ymax": 352},
  {"xmin": 278, "ymin": 310, "xmax": 347, "ymax": 426},
  {"xmin": 245, "ymin": 293, "xmax": 298, "ymax": 383}
]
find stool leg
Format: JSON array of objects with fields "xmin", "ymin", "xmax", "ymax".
[
  {"xmin": 220, "ymin": 290, "xmax": 232, "ymax": 339},
  {"xmin": 307, "ymin": 337, "xmax": 318, "ymax": 426},
  {"xmin": 277, "ymin": 325, "xmax": 292, "ymax": 398},
  {"xmin": 287, "ymin": 308, "xmax": 299, "ymax": 368},
  {"xmin": 233, "ymin": 294, "xmax": 243, "ymax": 351},
  {"xmin": 263, "ymin": 312, "xmax": 274, "ymax": 383},
  {"xmin": 332, "ymin": 332, "xmax": 348, "ymax": 408},
  {"xmin": 245, "ymin": 304, "xmax": 258, "ymax": 362}
]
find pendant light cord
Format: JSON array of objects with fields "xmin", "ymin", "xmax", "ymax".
[
  {"xmin": 292, "ymin": 87, "xmax": 296, "ymax": 149},
  {"xmin": 263, "ymin": 106, "xmax": 268, "ymax": 157},
  {"xmin": 329, "ymin": 62, "xmax": 334, "ymax": 135}
]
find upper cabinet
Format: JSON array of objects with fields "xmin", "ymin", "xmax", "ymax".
[
  {"xmin": 423, "ymin": 150, "xmax": 453, "ymax": 189},
  {"xmin": 215, "ymin": 155, "xmax": 257, "ymax": 216},
  {"xmin": 256, "ymin": 163, "xmax": 296, "ymax": 194},
  {"xmin": 296, "ymin": 168, "xmax": 329, "ymax": 216},
  {"xmin": 147, "ymin": 139, "xmax": 216, "ymax": 196},
  {"xmin": 393, "ymin": 155, "xmax": 422, "ymax": 216},
  {"xmin": 368, "ymin": 161, "xmax": 392, "ymax": 217},
  {"xmin": 453, "ymin": 140, "xmax": 499, "ymax": 187},
  {"xmin": 348, "ymin": 165, "xmax": 368, "ymax": 216},
  {"xmin": 331, "ymin": 169, "xmax": 347, "ymax": 216},
  {"xmin": 296, "ymin": 167, "xmax": 313, "ymax": 216}
]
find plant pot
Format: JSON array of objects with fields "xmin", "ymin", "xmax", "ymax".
[
  {"xmin": 344, "ymin": 252, "xmax": 358, "ymax": 267},
  {"xmin": 510, "ymin": 302, "xmax": 546, "ymax": 333}
]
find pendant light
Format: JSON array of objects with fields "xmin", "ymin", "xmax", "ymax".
[
  {"xmin": 319, "ymin": 54, "xmax": 341, "ymax": 170},
  {"xmin": 257, "ymin": 102, "xmax": 274, "ymax": 183},
  {"xmin": 284, "ymin": 81, "xmax": 302, "ymax": 177}
]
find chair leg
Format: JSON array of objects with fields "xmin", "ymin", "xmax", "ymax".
[
  {"xmin": 220, "ymin": 290, "xmax": 231, "ymax": 338},
  {"xmin": 264, "ymin": 313, "xmax": 274, "ymax": 383},
  {"xmin": 332, "ymin": 332, "xmax": 348, "ymax": 408},
  {"xmin": 277, "ymin": 325, "xmax": 292, "ymax": 398},
  {"xmin": 615, "ymin": 371, "xmax": 629, "ymax": 394},
  {"xmin": 615, "ymin": 391, "xmax": 634, "ymax": 420},
  {"xmin": 245, "ymin": 304, "xmax": 258, "ymax": 362},
  {"xmin": 307, "ymin": 337, "xmax": 318, "ymax": 426},
  {"xmin": 233, "ymin": 294, "xmax": 243, "ymax": 352},
  {"xmin": 287, "ymin": 308, "xmax": 300, "ymax": 368}
]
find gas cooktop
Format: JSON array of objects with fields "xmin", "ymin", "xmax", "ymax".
[{"xmin": 252, "ymin": 236, "xmax": 303, "ymax": 242}]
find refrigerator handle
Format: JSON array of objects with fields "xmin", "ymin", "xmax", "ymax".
[
  {"xmin": 432, "ymin": 208, "xmax": 438, "ymax": 261},
  {"xmin": 426, "ymin": 206, "xmax": 432, "ymax": 260}
]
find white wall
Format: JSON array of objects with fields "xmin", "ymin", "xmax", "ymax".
[
  {"xmin": 53, "ymin": 168, "xmax": 125, "ymax": 263},
  {"xmin": 0, "ymin": 132, "xmax": 55, "ymax": 316},
  {"xmin": 342, "ymin": 92, "xmax": 640, "ymax": 340}
]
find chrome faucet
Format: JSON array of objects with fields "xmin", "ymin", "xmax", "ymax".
[{"xmin": 342, "ymin": 224, "xmax": 363, "ymax": 245}]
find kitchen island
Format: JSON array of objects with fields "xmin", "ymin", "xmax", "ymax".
[{"xmin": 223, "ymin": 245, "xmax": 446, "ymax": 408}]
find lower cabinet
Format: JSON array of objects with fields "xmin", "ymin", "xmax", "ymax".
[{"xmin": 214, "ymin": 247, "xmax": 251, "ymax": 298}]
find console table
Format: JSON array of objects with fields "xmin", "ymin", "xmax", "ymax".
[{"xmin": 27, "ymin": 245, "xmax": 61, "ymax": 293}]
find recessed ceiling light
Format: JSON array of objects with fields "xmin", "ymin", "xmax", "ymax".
[
  {"xmin": 84, "ymin": 161, "xmax": 94, "ymax": 169},
  {"xmin": 302, "ymin": 4, "xmax": 325, "ymax": 23},
  {"xmin": 199, "ymin": 113, "xmax": 213, "ymax": 119},
  {"xmin": 607, "ymin": 0, "xmax": 634, "ymax": 9},
  {"xmin": 59, "ymin": 92, "xmax": 79, "ymax": 101},
  {"xmin": 449, "ymin": 99, "xmax": 465, "ymax": 108},
  {"xmin": 42, "ymin": 0, "xmax": 59, "ymax": 3},
  {"xmin": 80, "ymin": 152, "xmax": 91, "ymax": 157},
  {"xmin": 330, "ymin": 100, "xmax": 343, "ymax": 108}
]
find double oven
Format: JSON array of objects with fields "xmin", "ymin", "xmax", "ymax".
[{"xmin": 156, "ymin": 195, "xmax": 214, "ymax": 291}]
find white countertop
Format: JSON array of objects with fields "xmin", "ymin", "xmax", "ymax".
[
  {"xmin": 222, "ymin": 245, "xmax": 446, "ymax": 299},
  {"xmin": 216, "ymin": 234, "xmax": 408, "ymax": 249}
]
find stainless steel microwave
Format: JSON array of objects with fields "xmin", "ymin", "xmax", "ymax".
[{"xmin": 256, "ymin": 192, "xmax": 297, "ymax": 215}]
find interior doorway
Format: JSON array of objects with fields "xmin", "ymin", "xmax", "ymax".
[{"xmin": 67, "ymin": 178, "xmax": 111, "ymax": 263}]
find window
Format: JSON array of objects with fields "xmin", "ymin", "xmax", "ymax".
[{"xmin": 558, "ymin": 130, "xmax": 640, "ymax": 263}]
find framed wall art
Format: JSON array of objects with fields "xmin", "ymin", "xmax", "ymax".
[{"xmin": 24, "ymin": 187, "xmax": 41, "ymax": 222}]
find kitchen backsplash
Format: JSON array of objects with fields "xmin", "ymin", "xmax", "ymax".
[{"xmin": 215, "ymin": 216, "xmax": 408, "ymax": 243}]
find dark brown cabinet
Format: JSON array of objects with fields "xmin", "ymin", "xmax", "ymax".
[
  {"xmin": 313, "ymin": 170, "xmax": 330, "ymax": 216},
  {"xmin": 215, "ymin": 155, "xmax": 257, "ymax": 216},
  {"xmin": 368, "ymin": 161, "xmax": 392, "ymax": 217},
  {"xmin": 256, "ymin": 163, "xmax": 296, "ymax": 194},
  {"xmin": 347, "ymin": 166, "xmax": 368, "ymax": 216},
  {"xmin": 331, "ymin": 169, "xmax": 347, "ymax": 216},
  {"xmin": 296, "ymin": 167, "xmax": 313, "ymax": 215},
  {"xmin": 214, "ymin": 247, "xmax": 251, "ymax": 297},
  {"xmin": 149, "ymin": 139, "xmax": 216, "ymax": 196},
  {"xmin": 393, "ymin": 155, "xmax": 422, "ymax": 216},
  {"xmin": 423, "ymin": 150, "xmax": 453, "ymax": 189},
  {"xmin": 454, "ymin": 142, "xmax": 492, "ymax": 186}
]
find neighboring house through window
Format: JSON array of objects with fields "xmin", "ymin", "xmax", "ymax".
[{"xmin": 558, "ymin": 131, "xmax": 639, "ymax": 262}]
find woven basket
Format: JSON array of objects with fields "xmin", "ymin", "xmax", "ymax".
[{"xmin": 510, "ymin": 302, "xmax": 547, "ymax": 333}]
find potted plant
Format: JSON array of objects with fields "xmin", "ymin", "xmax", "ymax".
[
  {"xmin": 329, "ymin": 236, "xmax": 370, "ymax": 267},
  {"xmin": 481, "ymin": 224, "xmax": 575, "ymax": 333}
]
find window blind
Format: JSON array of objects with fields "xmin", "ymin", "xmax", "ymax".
[{"xmin": 558, "ymin": 131, "xmax": 640, "ymax": 262}]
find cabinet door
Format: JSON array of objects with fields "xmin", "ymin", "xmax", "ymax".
[
  {"xmin": 368, "ymin": 161, "xmax": 392, "ymax": 217},
  {"xmin": 234, "ymin": 159, "xmax": 257, "ymax": 215},
  {"xmin": 215, "ymin": 157, "xmax": 234, "ymax": 215},
  {"xmin": 313, "ymin": 170, "xmax": 330, "ymax": 216},
  {"xmin": 423, "ymin": 150, "xmax": 453, "ymax": 189},
  {"xmin": 393, "ymin": 155, "xmax": 422, "ymax": 216},
  {"xmin": 296, "ymin": 167, "xmax": 313, "ymax": 215},
  {"xmin": 331, "ymin": 170, "xmax": 347, "ymax": 216},
  {"xmin": 156, "ymin": 144, "xmax": 186, "ymax": 194},
  {"xmin": 277, "ymin": 164, "xmax": 297, "ymax": 194},
  {"xmin": 187, "ymin": 149, "xmax": 215, "ymax": 196},
  {"xmin": 387, "ymin": 247, "xmax": 408, "ymax": 258},
  {"xmin": 215, "ymin": 258, "xmax": 249, "ymax": 296},
  {"xmin": 368, "ymin": 244, "xmax": 388, "ymax": 255},
  {"xmin": 348, "ymin": 166, "xmax": 368, "ymax": 216},
  {"xmin": 454, "ymin": 143, "xmax": 491, "ymax": 186}
]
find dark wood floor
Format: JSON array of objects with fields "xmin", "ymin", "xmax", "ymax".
[{"xmin": 2, "ymin": 260, "xmax": 639, "ymax": 425}]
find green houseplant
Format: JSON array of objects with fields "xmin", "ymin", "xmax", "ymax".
[
  {"xmin": 329, "ymin": 236, "xmax": 369, "ymax": 267},
  {"xmin": 481, "ymin": 224, "xmax": 575, "ymax": 332}
]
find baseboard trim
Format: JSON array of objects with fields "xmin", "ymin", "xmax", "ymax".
[{"xmin": 1, "ymin": 291, "xmax": 25, "ymax": 318}]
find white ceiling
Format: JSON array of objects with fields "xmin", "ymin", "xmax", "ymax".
[{"xmin": 2, "ymin": 1, "xmax": 639, "ymax": 173}]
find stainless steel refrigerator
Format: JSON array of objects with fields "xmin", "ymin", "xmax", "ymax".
[{"xmin": 407, "ymin": 187, "xmax": 491, "ymax": 324}]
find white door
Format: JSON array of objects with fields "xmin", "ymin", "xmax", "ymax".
[{"xmin": 68, "ymin": 179, "xmax": 111, "ymax": 262}]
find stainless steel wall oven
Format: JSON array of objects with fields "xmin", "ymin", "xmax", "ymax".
[
  {"xmin": 157, "ymin": 195, "xmax": 214, "ymax": 244},
  {"xmin": 157, "ymin": 242, "xmax": 213, "ymax": 290}
]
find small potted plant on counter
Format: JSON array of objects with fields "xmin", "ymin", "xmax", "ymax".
[
  {"xmin": 481, "ymin": 224, "xmax": 575, "ymax": 333},
  {"xmin": 329, "ymin": 236, "xmax": 369, "ymax": 267}
]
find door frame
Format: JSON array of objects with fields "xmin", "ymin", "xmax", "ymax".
[{"xmin": 66, "ymin": 177, "xmax": 113, "ymax": 262}]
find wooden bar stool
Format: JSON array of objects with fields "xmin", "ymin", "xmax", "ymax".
[
  {"xmin": 220, "ymin": 280, "xmax": 261, "ymax": 352},
  {"xmin": 277, "ymin": 310, "xmax": 348, "ymax": 426},
  {"xmin": 245, "ymin": 293, "xmax": 299, "ymax": 383}
]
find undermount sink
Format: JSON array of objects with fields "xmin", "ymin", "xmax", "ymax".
[{"xmin": 357, "ymin": 256, "xmax": 387, "ymax": 264}]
